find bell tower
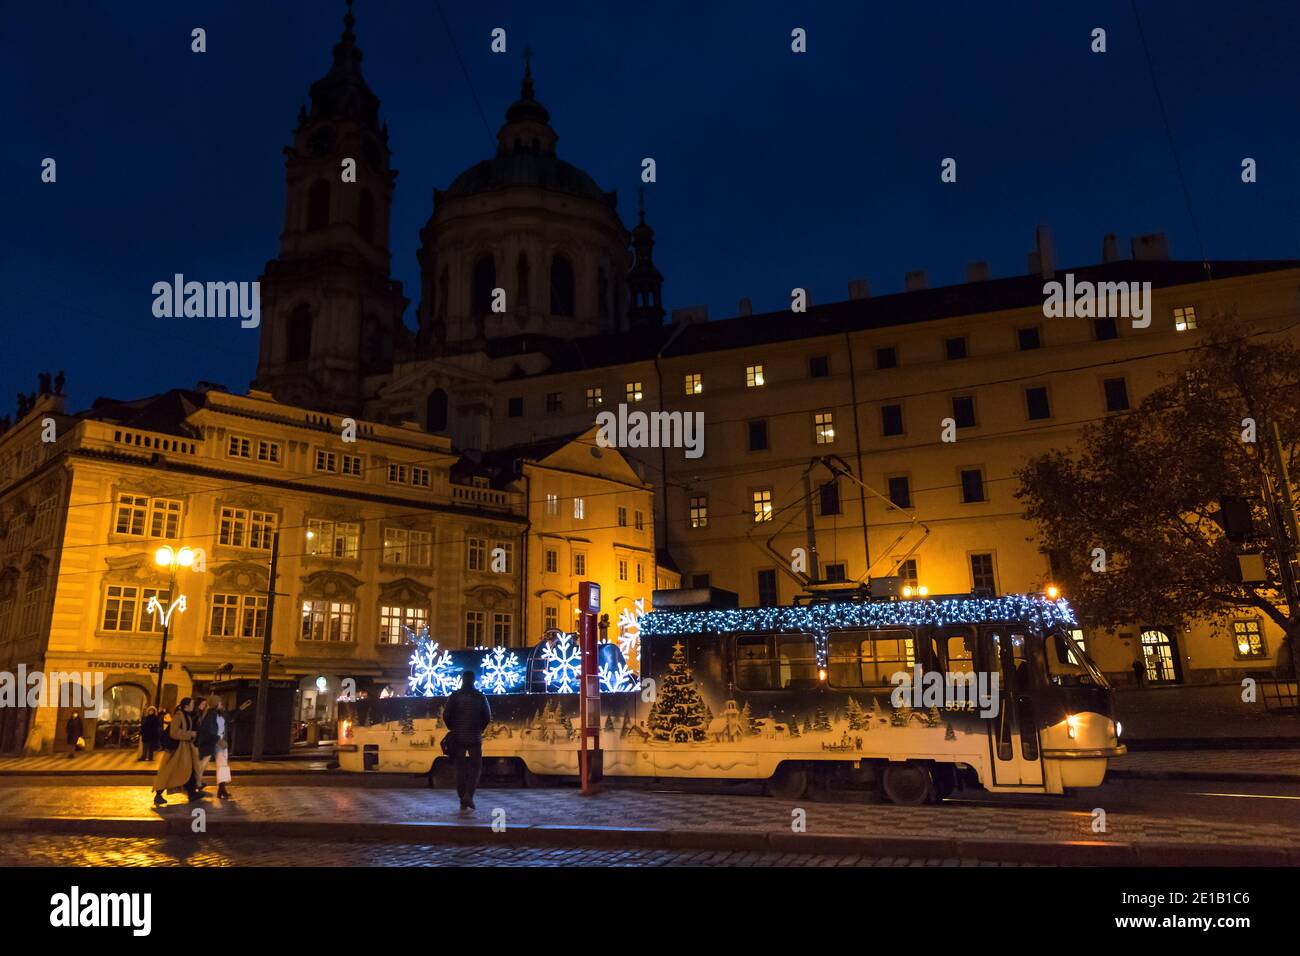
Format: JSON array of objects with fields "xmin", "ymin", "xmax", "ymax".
[{"xmin": 254, "ymin": 0, "xmax": 408, "ymax": 414}]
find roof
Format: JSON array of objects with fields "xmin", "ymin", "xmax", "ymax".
[
  {"xmin": 439, "ymin": 153, "xmax": 614, "ymax": 206},
  {"xmin": 79, "ymin": 389, "xmax": 208, "ymax": 437},
  {"xmin": 486, "ymin": 259, "xmax": 1300, "ymax": 379}
]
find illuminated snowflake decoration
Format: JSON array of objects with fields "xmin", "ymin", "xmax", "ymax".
[
  {"xmin": 407, "ymin": 628, "xmax": 462, "ymax": 697},
  {"xmin": 542, "ymin": 632, "xmax": 582, "ymax": 694},
  {"xmin": 616, "ymin": 598, "xmax": 645, "ymax": 669},
  {"xmin": 479, "ymin": 646, "xmax": 524, "ymax": 695},
  {"xmin": 599, "ymin": 660, "xmax": 639, "ymax": 693}
]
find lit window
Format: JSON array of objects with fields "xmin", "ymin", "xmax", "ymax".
[
  {"xmin": 546, "ymin": 493, "xmax": 559, "ymax": 516},
  {"xmin": 1173, "ymin": 306, "xmax": 1197, "ymax": 331},
  {"xmin": 573, "ymin": 497, "xmax": 585, "ymax": 520},
  {"xmin": 379, "ymin": 605, "xmax": 428, "ymax": 645},
  {"xmin": 306, "ymin": 519, "xmax": 359, "ymax": 559},
  {"xmin": 383, "ymin": 527, "xmax": 432, "ymax": 565},
  {"xmin": 586, "ymin": 386, "xmax": 603, "ymax": 408},
  {"xmin": 684, "ymin": 373, "xmax": 703, "ymax": 396},
  {"xmin": 689, "ymin": 495, "xmax": 708, "ymax": 529},
  {"xmin": 300, "ymin": 600, "xmax": 355, "ymax": 642},
  {"xmin": 814, "ymin": 411, "xmax": 835, "ymax": 444},
  {"xmin": 753, "ymin": 488, "xmax": 773, "ymax": 523},
  {"xmin": 626, "ymin": 382, "xmax": 643, "ymax": 403},
  {"xmin": 746, "ymin": 365, "xmax": 765, "ymax": 388},
  {"xmin": 1231, "ymin": 619, "xmax": 1266, "ymax": 659}
]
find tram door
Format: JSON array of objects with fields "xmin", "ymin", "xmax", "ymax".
[{"xmin": 981, "ymin": 628, "xmax": 1044, "ymax": 787}]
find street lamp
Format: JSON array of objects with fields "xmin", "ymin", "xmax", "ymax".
[{"xmin": 149, "ymin": 545, "xmax": 195, "ymax": 710}]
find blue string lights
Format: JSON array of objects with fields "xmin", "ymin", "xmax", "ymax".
[{"xmin": 639, "ymin": 594, "xmax": 1078, "ymax": 666}]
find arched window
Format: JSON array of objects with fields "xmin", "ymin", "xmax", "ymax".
[
  {"xmin": 286, "ymin": 305, "xmax": 312, "ymax": 362},
  {"xmin": 358, "ymin": 190, "xmax": 375, "ymax": 242},
  {"xmin": 550, "ymin": 255, "xmax": 575, "ymax": 317},
  {"xmin": 425, "ymin": 389, "xmax": 448, "ymax": 433},
  {"xmin": 307, "ymin": 180, "xmax": 330, "ymax": 231},
  {"xmin": 472, "ymin": 256, "xmax": 496, "ymax": 317},
  {"xmin": 516, "ymin": 252, "xmax": 530, "ymax": 308}
]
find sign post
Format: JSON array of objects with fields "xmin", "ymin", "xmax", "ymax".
[{"xmin": 577, "ymin": 580, "xmax": 603, "ymax": 795}]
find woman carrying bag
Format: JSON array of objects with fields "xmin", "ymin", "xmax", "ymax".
[{"xmin": 152, "ymin": 698, "xmax": 204, "ymax": 806}]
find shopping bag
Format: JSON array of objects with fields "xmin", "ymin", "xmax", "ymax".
[
  {"xmin": 215, "ymin": 750, "xmax": 232, "ymax": 784},
  {"xmin": 75, "ymin": 736, "xmax": 85, "ymax": 751}
]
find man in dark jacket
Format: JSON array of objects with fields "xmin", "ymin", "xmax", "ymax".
[
  {"xmin": 65, "ymin": 712, "xmax": 85, "ymax": 757},
  {"xmin": 442, "ymin": 670, "xmax": 492, "ymax": 813}
]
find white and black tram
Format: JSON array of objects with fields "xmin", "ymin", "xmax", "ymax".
[{"xmin": 337, "ymin": 586, "xmax": 1124, "ymax": 804}]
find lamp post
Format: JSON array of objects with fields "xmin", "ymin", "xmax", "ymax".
[
  {"xmin": 150, "ymin": 545, "xmax": 195, "ymax": 710},
  {"xmin": 250, "ymin": 528, "xmax": 284, "ymax": 762}
]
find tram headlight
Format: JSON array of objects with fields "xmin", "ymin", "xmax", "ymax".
[
  {"xmin": 818, "ymin": 668, "xmax": 827, "ymax": 682},
  {"xmin": 902, "ymin": 585, "xmax": 913, "ymax": 598},
  {"xmin": 1066, "ymin": 714, "xmax": 1079, "ymax": 739},
  {"xmin": 1116, "ymin": 721, "xmax": 1123, "ymax": 738}
]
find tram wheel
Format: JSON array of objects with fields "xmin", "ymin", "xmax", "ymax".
[
  {"xmin": 765, "ymin": 764, "xmax": 809, "ymax": 801},
  {"xmin": 882, "ymin": 763, "xmax": 934, "ymax": 806}
]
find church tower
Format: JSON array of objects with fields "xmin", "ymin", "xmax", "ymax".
[
  {"xmin": 627, "ymin": 189, "xmax": 665, "ymax": 329},
  {"xmin": 254, "ymin": 1, "xmax": 408, "ymax": 414}
]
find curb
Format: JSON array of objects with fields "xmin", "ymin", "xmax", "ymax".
[
  {"xmin": 0, "ymin": 815, "xmax": 1291, "ymax": 866},
  {"xmin": 0, "ymin": 767, "xmax": 342, "ymax": 778},
  {"xmin": 1108, "ymin": 769, "xmax": 1300, "ymax": 784}
]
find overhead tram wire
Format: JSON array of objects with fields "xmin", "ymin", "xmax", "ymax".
[{"xmin": 433, "ymin": 0, "xmax": 497, "ymax": 149}]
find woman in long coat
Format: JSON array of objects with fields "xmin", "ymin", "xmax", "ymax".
[{"xmin": 152, "ymin": 698, "xmax": 202, "ymax": 806}]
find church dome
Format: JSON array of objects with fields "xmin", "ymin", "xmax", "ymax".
[{"xmin": 435, "ymin": 57, "xmax": 614, "ymax": 209}]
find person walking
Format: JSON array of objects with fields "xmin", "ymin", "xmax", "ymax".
[
  {"xmin": 194, "ymin": 696, "xmax": 221, "ymax": 792},
  {"xmin": 139, "ymin": 707, "xmax": 160, "ymax": 762},
  {"xmin": 1131, "ymin": 657, "xmax": 1146, "ymax": 686},
  {"xmin": 65, "ymin": 711, "xmax": 85, "ymax": 758},
  {"xmin": 441, "ymin": 670, "xmax": 491, "ymax": 814},
  {"xmin": 152, "ymin": 698, "xmax": 203, "ymax": 806}
]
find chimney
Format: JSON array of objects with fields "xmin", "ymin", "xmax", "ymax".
[
  {"xmin": 904, "ymin": 270, "xmax": 927, "ymax": 291},
  {"xmin": 1035, "ymin": 224, "xmax": 1056, "ymax": 279},
  {"xmin": 1131, "ymin": 232, "xmax": 1170, "ymax": 261},
  {"xmin": 1101, "ymin": 233, "xmax": 1121, "ymax": 263},
  {"xmin": 738, "ymin": 297, "xmax": 752, "ymax": 317},
  {"xmin": 848, "ymin": 279, "xmax": 871, "ymax": 300},
  {"xmin": 965, "ymin": 261, "xmax": 990, "ymax": 283}
]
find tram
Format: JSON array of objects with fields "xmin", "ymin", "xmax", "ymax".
[{"xmin": 336, "ymin": 586, "xmax": 1125, "ymax": 804}]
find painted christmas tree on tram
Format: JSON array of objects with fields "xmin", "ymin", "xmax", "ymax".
[{"xmin": 647, "ymin": 641, "xmax": 713, "ymax": 742}]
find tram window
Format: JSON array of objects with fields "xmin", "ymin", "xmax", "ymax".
[
  {"xmin": 827, "ymin": 629, "xmax": 914, "ymax": 687},
  {"xmin": 945, "ymin": 634, "xmax": 975, "ymax": 674},
  {"xmin": 733, "ymin": 634, "xmax": 817, "ymax": 690},
  {"xmin": 1045, "ymin": 632, "xmax": 1091, "ymax": 686}
]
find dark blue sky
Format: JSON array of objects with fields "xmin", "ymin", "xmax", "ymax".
[{"xmin": 4, "ymin": 0, "xmax": 1300, "ymax": 415}]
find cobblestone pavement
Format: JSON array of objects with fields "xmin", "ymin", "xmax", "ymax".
[
  {"xmin": 0, "ymin": 833, "xmax": 1038, "ymax": 867},
  {"xmin": 0, "ymin": 752, "xmax": 329, "ymax": 773},
  {"xmin": 1, "ymin": 782, "xmax": 1296, "ymax": 849}
]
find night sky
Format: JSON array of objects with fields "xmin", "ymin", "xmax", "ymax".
[{"xmin": 4, "ymin": 0, "xmax": 1300, "ymax": 415}]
